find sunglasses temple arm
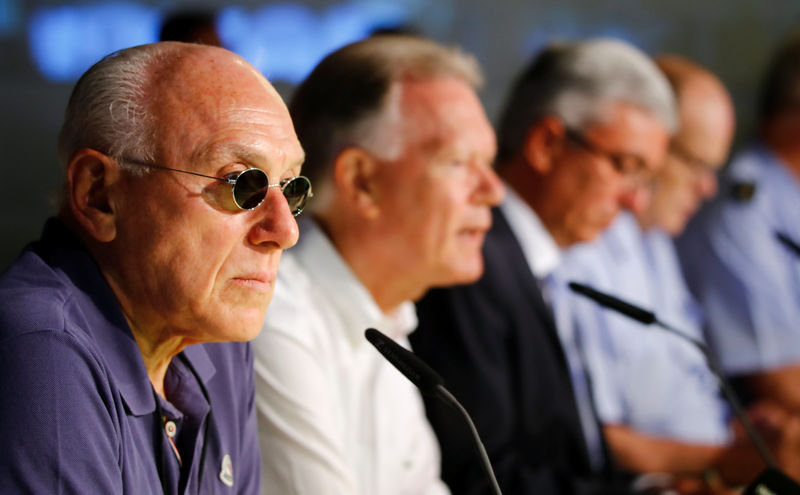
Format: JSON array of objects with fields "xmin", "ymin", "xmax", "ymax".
[
  {"xmin": 167, "ymin": 168, "xmax": 235, "ymax": 184},
  {"xmin": 129, "ymin": 160, "xmax": 235, "ymax": 184}
]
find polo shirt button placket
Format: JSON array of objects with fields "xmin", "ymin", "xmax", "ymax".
[{"xmin": 164, "ymin": 420, "xmax": 182, "ymax": 466}]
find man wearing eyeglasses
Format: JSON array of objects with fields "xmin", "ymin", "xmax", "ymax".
[
  {"xmin": 411, "ymin": 39, "xmax": 676, "ymax": 494},
  {"xmin": 554, "ymin": 55, "xmax": 800, "ymax": 489},
  {"xmin": 252, "ymin": 35, "xmax": 504, "ymax": 495},
  {"xmin": 638, "ymin": 55, "xmax": 734, "ymax": 238},
  {"xmin": 0, "ymin": 42, "xmax": 309, "ymax": 493}
]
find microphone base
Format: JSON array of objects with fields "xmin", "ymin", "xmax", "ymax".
[{"xmin": 743, "ymin": 468, "xmax": 800, "ymax": 495}]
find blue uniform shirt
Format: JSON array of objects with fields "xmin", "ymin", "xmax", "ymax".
[
  {"xmin": 559, "ymin": 212, "xmax": 730, "ymax": 444},
  {"xmin": 0, "ymin": 219, "xmax": 261, "ymax": 494},
  {"xmin": 678, "ymin": 144, "xmax": 800, "ymax": 375}
]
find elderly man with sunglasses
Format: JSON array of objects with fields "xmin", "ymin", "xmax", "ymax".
[
  {"xmin": 252, "ymin": 35, "xmax": 504, "ymax": 495},
  {"xmin": 0, "ymin": 41, "xmax": 310, "ymax": 494}
]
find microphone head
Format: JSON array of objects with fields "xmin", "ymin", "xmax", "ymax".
[
  {"xmin": 567, "ymin": 281, "xmax": 594, "ymax": 297},
  {"xmin": 365, "ymin": 328, "xmax": 444, "ymax": 396},
  {"xmin": 568, "ymin": 281, "xmax": 657, "ymax": 325},
  {"xmin": 776, "ymin": 230, "xmax": 800, "ymax": 258},
  {"xmin": 743, "ymin": 468, "xmax": 800, "ymax": 494}
]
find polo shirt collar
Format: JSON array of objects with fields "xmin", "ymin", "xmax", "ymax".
[{"xmin": 37, "ymin": 219, "xmax": 215, "ymax": 416}]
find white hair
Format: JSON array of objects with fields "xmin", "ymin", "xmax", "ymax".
[
  {"xmin": 57, "ymin": 43, "xmax": 185, "ymax": 173},
  {"xmin": 498, "ymin": 38, "xmax": 678, "ymax": 163},
  {"xmin": 288, "ymin": 35, "xmax": 484, "ymax": 213}
]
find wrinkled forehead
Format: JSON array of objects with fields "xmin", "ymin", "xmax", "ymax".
[
  {"xmin": 586, "ymin": 101, "xmax": 671, "ymax": 170},
  {"xmin": 147, "ymin": 48, "xmax": 302, "ymax": 168},
  {"xmin": 673, "ymin": 87, "xmax": 734, "ymax": 167},
  {"xmin": 396, "ymin": 77, "xmax": 496, "ymax": 154},
  {"xmin": 151, "ymin": 50, "xmax": 277, "ymax": 125}
]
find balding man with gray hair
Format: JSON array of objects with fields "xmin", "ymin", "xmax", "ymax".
[
  {"xmin": 0, "ymin": 41, "xmax": 309, "ymax": 493},
  {"xmin": 411, "ymin": 38, "xmax": 676, "ymax": 494},
  {"xmin": 253, "ymin": 35, "xmax": 504, "ymax": 494}
]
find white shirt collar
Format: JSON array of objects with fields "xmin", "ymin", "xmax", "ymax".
[
  {"xmin": 499, "ymin": 183, "xmax": 561, "ymax": 278},
  {"xmin": 291, "ymin": 217, "xmax": 418, "ymax": 346},
  {"xmin": 595, "ymin": 210, "xmax": 638, "ymax": 264}
]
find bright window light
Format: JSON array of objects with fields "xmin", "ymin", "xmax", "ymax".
[
  {"xmin": 27, "ymin": 1, "xmax": 411, "ymax": 84},
  {"xmin": 218, "ymin": 1, "xmax": 411, "ymax": 83},
  {"xmin": 28, "ymin": 2, "xmax": 159, "ymax": 82}
]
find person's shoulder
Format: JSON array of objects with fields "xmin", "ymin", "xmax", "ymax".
[
  {"xmin": 717, "ymin": 147, "xmax": 769, "ymax": 210},
  {"xmin": 0, "ymin": 248, "xmax": 116, "ymax": 381},
  {"xmin": 0, "ymin": 257, "xmax": 115, "ymax": 406},
  {"xmin": 0, "ymin": 249, "xmax": 74, "ymax": 341},
  {"xmin": 683, "ymin": 149, "xmax": 766, "ymax": 242}
]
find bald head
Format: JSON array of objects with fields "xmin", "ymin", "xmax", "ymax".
[
  {"xmin": 143, "ymin": 43, "xmax": 294, "ymax": 166},
  {"xmin": 656, "ymin": 55, "xmax": 735, "ymax": 168},
  {"xmin": 59, "ymin": 42, "xmax": 291, "ymax": 174},
  {"xmin": 638, "ymin": 55, "xmax": 735, "ymax": 234}
]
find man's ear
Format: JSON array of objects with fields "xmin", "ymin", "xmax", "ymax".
[
  {"xmin": 522, "ymin": 116, "xmax": 567, "ymax": 175},
  {"xmin": 332, "ymin": 147, "xmax": 381, "ymax": 219},
  {"xmin": 64, "ymin": 148, "xmax": 122, "ymax": 243}
]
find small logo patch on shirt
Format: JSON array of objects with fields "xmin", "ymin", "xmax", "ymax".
[
  {"xmin": 730, "ymin": 181, "xmax": 756, "ymax": 201},
  {"xmin": 219, "ymin": 454, "xmax": 234, "ymax": 487}
]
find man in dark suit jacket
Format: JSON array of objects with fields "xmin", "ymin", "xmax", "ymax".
[{"xmin": 411, "ymin": 38, "xmax": 677, "ymax": 494}]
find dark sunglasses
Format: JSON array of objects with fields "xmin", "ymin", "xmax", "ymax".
[{"xmin": 118, "ymin": 157, "xmax": 312, "ymax": 215}]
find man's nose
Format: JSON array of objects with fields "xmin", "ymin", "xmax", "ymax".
[
  {"xmin": 619, "ymin": 182, "xmax": 651, "ymax": 216},
  {"xmin": 696, "ymin": 169, "xmax": 718, "ymax": 199},
  {"xmin": 247, "ymin": 188, "xmax": 300, "ymax": 250},
  {"xmin": 473, "ymin": 164, "xmax": 505, "ymax": 206}
]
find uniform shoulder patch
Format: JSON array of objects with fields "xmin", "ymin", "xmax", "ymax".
[{"xmin": 730, "ymin": 181, "xmax": 756, "ymax": 202}]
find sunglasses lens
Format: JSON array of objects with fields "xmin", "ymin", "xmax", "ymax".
[
  {"xmin": 282, "ymin": 176, "xmax": 312, "ymax": 216},
  {"xmin": 233, "ymin": 169, "xmax": 269, "ymax": 209}
]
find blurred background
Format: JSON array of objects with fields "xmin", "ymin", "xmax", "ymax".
[{"xmin": 1, "ymin": 0, "xmax": 799, "ymax": 271}]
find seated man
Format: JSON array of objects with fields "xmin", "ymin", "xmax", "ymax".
[
  {"xmin": 412, "ymin": 38, "xmax": 676, "ymax": 494},
  {"xmin": 0, "ymin": 42, "xmax": 309, "ymax": 493},
  {"xmin": 678, "ymin": 28, "xmax": 800, "ymax": 415},
  {"xmin": 253, "ymin": 35, "xmax": 504, "ymax": 494},
  {"xmin": 560, "ymin": 55, "xmax": 800, "ymax": 488}
]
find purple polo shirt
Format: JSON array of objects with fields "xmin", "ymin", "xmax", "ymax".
[{"xmin": 0, "ymin": 219, "xmax": 261, "ymax": 494}]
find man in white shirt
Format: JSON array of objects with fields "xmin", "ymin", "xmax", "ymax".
[
  {"xmin": 560, "ymin": 53, "xmax": 736, "ymax": 459},
  {"xmin": 253, "ymin": 35, "xmax": 504, "ymax": 495}
]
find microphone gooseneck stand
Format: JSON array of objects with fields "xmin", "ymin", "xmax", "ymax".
[
  {"xmin": 568, "ymin": 281, "xmax": 800, "ymax": 494},
  {"xmin": 364, "ymin": 328, "xmax": 503, "ymax": 495},
  {"xmin": 654, "ymin": 319, "xmax": 776, "ymax": 469},
  {"xmin": 432, "ymin": 384, "xmax": 502, "ymax": 495},
  {"xmin": 567, "ymin": 281, "xmax": 775, "ymax": 468},
  {"xmin": 775, "ymin": 230, "xmax": 800, "ymax": 258}
]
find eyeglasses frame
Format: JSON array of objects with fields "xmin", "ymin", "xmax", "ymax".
[
  {"xmin": 116, "ymin": 156, "xmax": 312, "ymax": 215},
  {"xmin": 564, "ymin": 128, "xmax": 651, "ymax": 188},
  {"xmin": 667, "ymin": 141, "xmax": 720, "ymax": 176}
]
